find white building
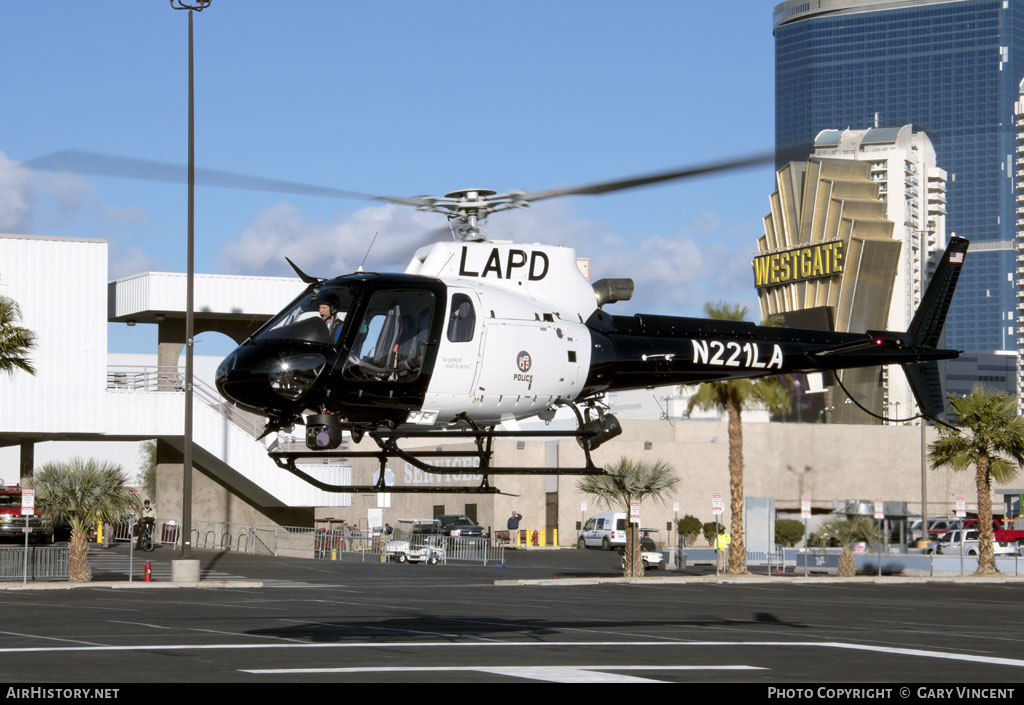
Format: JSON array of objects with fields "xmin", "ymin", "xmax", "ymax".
[
  {"xmin": 0, "ymin": 233, "xmax": 350, "ymax": 524},
  {"xmin": 812, "ymin": 125, "xmax": 948, "ymax": 420}
]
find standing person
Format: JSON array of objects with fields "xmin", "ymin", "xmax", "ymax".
[
  {"xmin": 714, "ymin": 530, "xmax": 731, "ymax": 571},
  {"xmin": 507, "ymin": 511, "xmax": 523, "ymax": 547}
]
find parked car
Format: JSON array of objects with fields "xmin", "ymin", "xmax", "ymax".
[
  {"xmin": 925, "ymin": 529, "xmax": 1014, "ymax": 556},
  {"xmin": 578, "ymin": 512, "xmax": 627, "ymax": 550},
  {"xmin": 963, "ymin": 518, "xmax": 1024, "ymax": 545},
  {"xmin": 435, "ymin": 514, "xmax": 485, "ymax": 537},
  {"xmin": 921, "ymin": 518, "xmax": 966, "ymax": 540}
]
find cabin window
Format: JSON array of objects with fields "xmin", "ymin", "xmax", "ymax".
[
  {"xmin": 446, "ymin": 293, "xmax": 476, "ymax": 343},
  {"xmin": 343, "ymin": 290, "xmax": 435, "ymax": 382}
]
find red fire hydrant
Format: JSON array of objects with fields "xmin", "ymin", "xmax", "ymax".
[{"xmin": 144, "ymin": 561, "xmax": 152, "ymax": 583}]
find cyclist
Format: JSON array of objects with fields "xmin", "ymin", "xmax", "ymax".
[{"xmin": 137, "ymin": 499, "xmax": 156, "ymax": 549}]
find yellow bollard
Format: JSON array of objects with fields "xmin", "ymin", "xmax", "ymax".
[
  {"xmin": 514, "ymin": 529, "xmax": 521, "ymax": 548},
  {"xmin": 96, "ymin": 516, "xmax": 103, "ymax": 544},
  {"xmin": 539, "ymin": 529, "xmax": 546, "ymax": 547},
  {"xmin": 332, "ymin": 549, "xmax": 337, "ymax": 561},
  {"xmin": 553, "ymin": 528, "xmax": 558, "ymax": 546}
]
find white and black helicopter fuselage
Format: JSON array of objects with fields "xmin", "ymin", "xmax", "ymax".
[{"xmin": 215, "ymin": 229, "xmax": 968, "ymax": 493}]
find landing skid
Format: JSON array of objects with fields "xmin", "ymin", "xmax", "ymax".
[{"xmin": 269, "ymin": 423, "xmax": 607, "ymax": 494}]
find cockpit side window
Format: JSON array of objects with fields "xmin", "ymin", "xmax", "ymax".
[
  {"xmin": 446, "ymin": 293, "xmax": 476, "ymax": 343},
  {"xmin": 343, "ymin": 290, "xmax": 435, "ymax": 382}
]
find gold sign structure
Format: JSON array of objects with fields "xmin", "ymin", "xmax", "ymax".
[{"xmin": 753, "ymin": 240, "xmax": 844, "ymax": 289}]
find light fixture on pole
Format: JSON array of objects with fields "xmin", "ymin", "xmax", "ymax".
[{"xmin": 170, "ymin": 0, "xmax": 210, "ymax": 560}]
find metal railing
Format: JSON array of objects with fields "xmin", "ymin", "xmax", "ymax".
[
  {"xmin": 95, "ymin": 515, "xmax": 506, "ymax": 566},
  {"xmin": 106, "ymin": 364, "xmax": 267, "ymax": 438},
  {"xmin": 0, "ymin": 546, "xmax": 69, "ymax": 581}
]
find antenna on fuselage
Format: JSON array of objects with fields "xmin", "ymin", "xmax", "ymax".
[{"xmin": 357, "ymin": 232, "xmax": 379, "ymax": 273}]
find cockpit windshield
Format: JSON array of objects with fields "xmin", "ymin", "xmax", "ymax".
[{"xmin": 255, "ymin": 285, "xmax": 355, "ymax": 345}]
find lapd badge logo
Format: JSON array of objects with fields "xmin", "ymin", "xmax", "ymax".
[{"xmin": 514, "ymin": 350, "xmax": 534, "ymax": 389}]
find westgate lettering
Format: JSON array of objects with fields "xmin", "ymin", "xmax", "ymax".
[
  {"xmin": 459, "ymin": 247, "xmax": 550, "ymax": 280},
  {"xmin": 753, "ymin": 240, "xmax": 844, "ymax": 289}
]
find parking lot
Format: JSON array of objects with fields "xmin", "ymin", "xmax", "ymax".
[{"xmin": 0, "ymin": 543, "xmax": 1019, "ymax": 684}]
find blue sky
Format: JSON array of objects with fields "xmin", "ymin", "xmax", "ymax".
[{"xmin": 1, "ymin": 1, "xmax": 779, "ymax": 354}]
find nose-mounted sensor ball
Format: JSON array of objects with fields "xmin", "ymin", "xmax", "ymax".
[{"xmin": 305, "ymin": 413, "xmax": 343, "ymax": 450}]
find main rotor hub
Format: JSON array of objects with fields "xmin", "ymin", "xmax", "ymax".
[{"xmin": 411, "ymin": 188, "xmax": 529, "ymax": 241}]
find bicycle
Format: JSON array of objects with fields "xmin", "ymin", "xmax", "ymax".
[{"xmin": 136, "ymin": 519, "xmax": 155, "ymax": 552}]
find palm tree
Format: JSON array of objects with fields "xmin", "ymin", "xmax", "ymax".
[
  {"xmin": 0, "ymin": 295, "xmax": 36, "ymax": 377},
  {"xmin": 27, "ymin": 458, "xmax": 141, "ymax": 582},
  {"xmin": 138, "ymin": 440, "xmax": 157, "ymax": 501},
  {"xmin": 577, "ymin": 457, "xmax": 679, "ymax": 577},
  {"xmin": 928, "ymin": 388, "xmax": 1024, "ymax": 575},
  {"xmin": 686, "ymin": 301, "xmax": 792, "ymax": 575},
  {"xmin": 812, "ymin": 516, "xmax": 879, "ymax": 577}
]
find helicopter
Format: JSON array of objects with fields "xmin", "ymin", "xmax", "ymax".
[
  {"xmin": 26, "ymin": 148, "xmax": 967, "ymax": 494},
  {"xmin": 211, "ymin": 189, "xmax": 967, "ymax": 494}
]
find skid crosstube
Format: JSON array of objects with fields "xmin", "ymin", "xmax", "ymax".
[{"xmin": 268, "ymin": 426, "xmax": 607, "ymax": 494}]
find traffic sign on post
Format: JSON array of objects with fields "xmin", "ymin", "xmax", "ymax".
[
  {"xmin": 712, "ymin": 492, "xmax": 724, "ymax": 516},
  {"xmin": 955, "ymin": 495, "xmax": 966, "ymax": 518},
  {"xmin": 873, "ymin": 498, "xmax": 884, "ymax": 520},
  {"xmin": 800, "ymin": 495, "xmax": 811, "ymax": 520},
  {"xmin": 21, "ymin": 489, "xmax": 34, "ymax": 517}
]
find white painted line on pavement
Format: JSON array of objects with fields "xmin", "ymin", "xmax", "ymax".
[
  {"xmin": 0, "ymin": 640, "xmax": 1017, "ymax": 671},
  {"xmin": 240, "ymin": 665, "xmax": 763, "ymax": 682}
]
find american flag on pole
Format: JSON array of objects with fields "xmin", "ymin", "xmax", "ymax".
[{"xmin": 950, "ymin": 251, "xmax": 964, "ymax": 264}]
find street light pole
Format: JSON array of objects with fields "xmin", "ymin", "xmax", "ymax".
[{"xmin": 170, "ymin": 0, "xmax": 210, "ymax": 560}]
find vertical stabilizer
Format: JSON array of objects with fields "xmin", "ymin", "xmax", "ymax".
[{"xmin": 902, "ymin": 236, "xmax": 968, "ymax": 418}]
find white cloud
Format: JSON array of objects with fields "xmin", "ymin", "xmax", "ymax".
[
  {"xmin": 0, "ymin": 149, "xmax": 98, "ymax": 233},
  {"xmin": 0, "ymin": 151, "xmax": 32, "ymax": 232},
  {"xmin": 108, "ymin": 243, "xmax": 162, "ymax": 280},
  {"xmin": 217, "ymin": 201, "xmax": 445, "ymax": 277}
]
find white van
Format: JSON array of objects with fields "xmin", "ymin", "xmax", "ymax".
[{"xmin": 578, "ymin": 512, "xmax": 627, "ymax": 550}]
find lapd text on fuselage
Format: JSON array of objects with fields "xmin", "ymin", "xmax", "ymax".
[{"xmin": 458, "ymin": 246, "xmax": 550, "ymax": 281}]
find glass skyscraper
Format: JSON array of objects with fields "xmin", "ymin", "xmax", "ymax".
[{"xmin": 774, "ymin": 0, "xmax": 1024, "ymax": 352}]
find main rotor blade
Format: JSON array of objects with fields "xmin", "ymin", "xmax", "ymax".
[
  {"xmin": 23, "ymin": 149, "xmax": 425, "ymax": 207},
  {"xmin": 514, "ymin": 145, "xmax": 812, "ymax": 203},
  {"xmin": 23, "ymin": 144, "xmax": 813, "ymax": 212}
]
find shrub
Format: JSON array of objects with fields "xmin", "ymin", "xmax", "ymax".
[
  {"xmin": 702, "ymin": 521, "xmax": 720, "ymax": 546},
  {"xmin": 677, "ymin": 515, "xmax": 702, "ymax": 546},
  {"xmin": 775, "ymin": 518, "xmax": 806, "ymax": 547}
]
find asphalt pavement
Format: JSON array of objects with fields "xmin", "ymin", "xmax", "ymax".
[{"xmin": 0, "ymin": 543, "xmax": 1020, "ymax": 685}]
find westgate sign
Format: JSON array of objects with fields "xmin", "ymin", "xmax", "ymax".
[{"xmin": 753, "ymin": 240, "xmax": 844, "ymax": 289}]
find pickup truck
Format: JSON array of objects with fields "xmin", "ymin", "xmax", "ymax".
[
  {"xmin": 925, "ymin": 529, "xmax": 1015, "ymax": 556},
  {"xmin": 434, "ymin": 514, "xmax": 485, "ymax": 537},
  {"xmin": 963, "ymin": 518, "xmax": 1024, "ymax": 545}
]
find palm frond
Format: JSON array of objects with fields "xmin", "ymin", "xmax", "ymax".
[{"xmin": 0, "ymin": 295, "xmax": 36, "ymax": 377}]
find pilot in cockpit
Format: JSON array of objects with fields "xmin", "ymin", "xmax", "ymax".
[{"xmin": 318, "ymin": 298, "xmax": 344, "ymax": 343}]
